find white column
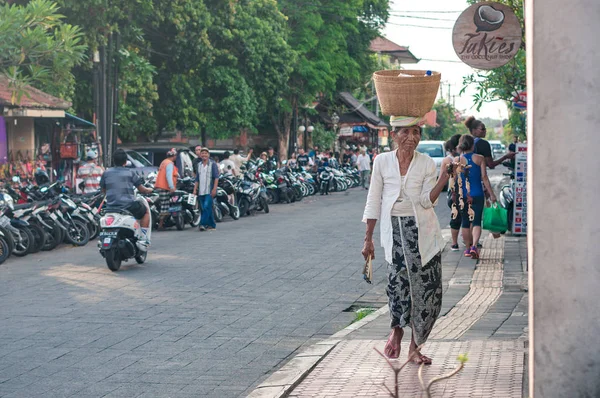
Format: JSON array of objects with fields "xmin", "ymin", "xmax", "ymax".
[{"xmin": 527, "ymin": 0, "xmax": 600, "ymax": 396}]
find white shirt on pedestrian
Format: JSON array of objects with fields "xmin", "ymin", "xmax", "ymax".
[
  {"xmin": 198, "ymin": 162, "xmax": 211, "ymax": 196},
  {"xmin": 362, "ymin": 151, "xmax": 443, "ymax": 266},
  {"xmin": 356, "ymin": 154, "xmax": 371, "ymax": 171},
  {"xmin": 220, "ymin": 159, "xmax": 236, "ymax": 175}
]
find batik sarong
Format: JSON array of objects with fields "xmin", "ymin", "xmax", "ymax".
[{"xmin": 387, "ymin": 216, "xmax": 443, "ymax": 345}]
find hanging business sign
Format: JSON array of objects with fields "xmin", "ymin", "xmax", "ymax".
[
  {"xmin": 452, "ymin": 2, "xmax": 522, "ymax": 70},
  {"xmin": 339, "ymin": 126, "xmax": 353, "ymax": 136}
]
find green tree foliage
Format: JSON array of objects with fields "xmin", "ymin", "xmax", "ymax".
[
  {"xmin": 423, "ymin": 100, "xmax": 467, "ymax": 141},
  {"xmin": 461, "ymin": 0, "xmax": 526, "ymax": 139},
  {"xmin": 0, "ymin": 0, "xmax": 87, "ymax": 103},
  {"xmin": 11, "ymin": 0, "xmax": 390, "ymax": 144},
  {"xmin": 311, "ymin": 123, "xmax": 337, "ymax": 151},
  {"xmin": 274, "ymin": 0, "xmax": 389, "ymax": 156}
]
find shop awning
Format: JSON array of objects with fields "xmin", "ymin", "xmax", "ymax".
[{"xmin": 65, "ymin": 113, "xmax": 95, "ymax": 128}]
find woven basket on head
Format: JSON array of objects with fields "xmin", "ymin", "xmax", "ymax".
[{"xmin": 373, "ymin": 70, "xmax": 441, "ymax": 117}]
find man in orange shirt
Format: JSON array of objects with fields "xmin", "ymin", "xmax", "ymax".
[{"xmin": 155, "ymin": 148, "xmax": 179, "ymax": 229}]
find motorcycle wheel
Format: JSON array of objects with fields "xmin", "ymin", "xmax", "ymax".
[
  {"xmin": 190, "ymin": 210, "xmax": 201, "ymax": 227},
  {"xmin": 294, "ymin": 187, "xmax": 303, "ymax": 202},
  {"xmin": 213, "ymin": 205, "xmax": 223, "ymax": 223},
  {"xmin": 105, "ymin": 248, "xmax": 122, "ymax": 272},
  {"xmin": 27, "ymin": 223, "xmax": 46, "ymax": 253},
  {"xmin": 260, "ymin": 197, "xmax": 269, "ymax": 214},
  {"xmin": 308, "ymin": 184, "xmax": 315, "ymax": 196},
  {"xmin": 238, "ymin": 197, "xmax": 250, "ymax": 217},
  {"xmin": 135, "ymin": 250, "xmax": 147, "ymax": 264},
  {"xmin": 12, "ymin": 225, "xmax": 34, "ymax": 257},
  {"xmin": 0, "ymin": 236, "xmax": 10, "ymax": 265},
  {"xmin": 0, "ymin": 227, "xmax": 14, "ymax": 257},
  {"xmin": 65, "ymin": 219, "xmax": 90, "ymax": 246},
  {"xmin": 175, "ymin": 213, "xmax": 185, "ymax": 231},
  {"xmin": 42, "ymin": 221, "xmax": 63, "ymax": 251},
  {"xmin": 230, "ymin": 206, "xmax": 240, "ymax": 220},
  {"xmin": 266, "ymin": 189, "xmax": 279, "ymax": 204},
  {"xmin": 87, "ymin": 220, "xmax": 100, "ymax": 240}
]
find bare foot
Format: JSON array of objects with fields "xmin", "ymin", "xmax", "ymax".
[
  {"xmin": 384, "ymin": 327, "xmax": 403, "ymax": 359},
  {"xmin": 408, "ymin": 332, "xmax": 432, "ymax": 365},
  {"xmin": 409, "ymin": 351, "xmax": 432, "ymax": 365}
]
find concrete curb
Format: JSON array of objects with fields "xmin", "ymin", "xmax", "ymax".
[{"xmin": 246, "ymin": 306, "xmax": 389, "ymax": 398}]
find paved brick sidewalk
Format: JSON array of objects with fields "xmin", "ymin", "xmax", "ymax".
[{"xmin": 251, "ymin": 233, "xmax": 529, "ymax": 397}]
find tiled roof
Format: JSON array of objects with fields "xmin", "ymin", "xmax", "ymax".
[
  {"xmin": 338, "ymin": 92, "xmax": 389, "ymax": 128},
  {"xmin": 370, "ymin": 37, "xmax": 419, "ymax": 64},
  {"xmin": 0, "ymin": 77, "xmax": 71, "ymax": 110},
  {"xmin": 370, "ymin": 37, "xmax": 409, "ymax": 53}
]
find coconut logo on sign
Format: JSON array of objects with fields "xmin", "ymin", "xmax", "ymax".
[{"xmin": 453, "ymin": 2, "xmax": 522, "ymax": 70}]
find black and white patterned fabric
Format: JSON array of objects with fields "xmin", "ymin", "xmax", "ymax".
[
  {"xmin": 157, "ymin": 189, "xmax": 171, "ymax": 216},
  {"xmin": 387, "ymin": 216, "xmax": 443, "ymax": 346}
]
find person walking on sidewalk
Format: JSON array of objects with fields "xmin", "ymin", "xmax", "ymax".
[
  {"xmin": 466, "ymin": 116, "xmax": 514, "ymax": 169},
  {"xmin": 456, "ymin": 135, "xmax": 496, "ymax": 259},
  {"xmin": 441, "ymin": 134, "xmax": 463, "ymax": 251},
  {"xmin": 155, "ymin": 148, "xmax": 179, "ymax": 230},
  {"xmin": 356, "ymin": 149, "xmax": 371, "ymax": 189},
  {"xmin": 193, "ymin": 147, "xmax": 219, "ymax": 231},
  {"xmin": 362, "ymin": 123, "xmax": 450, "ymax": 365}
]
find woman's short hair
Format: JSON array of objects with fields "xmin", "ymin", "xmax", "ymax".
[
  {"xmin": 458, "ymin": 134, "xmax": 475, "ymax": 152},
  {"xmin": 464, "ymin": 116, "xmax": 483, "ymax": 133},
  {"xmin": 445, "ymin": 134, "xmax": 462, "ymax": 152}
]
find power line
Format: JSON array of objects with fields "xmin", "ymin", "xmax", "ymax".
[
  {"xmin": 389, "ymin": 10, "xmax": 462, "ymax": 13},
  {"xmin": 418, "ymin": 58, "xmax": 463, "ymax": 64},
  {"xmin": 386, "ymin": 22, "xmax": 453, "ymax": 29},
  {"xmin": 388, "ymin": 14, "xmax": 457, "ymax": 22}
]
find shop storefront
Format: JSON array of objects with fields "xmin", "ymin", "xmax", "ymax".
[{"xmin": 0, "ymin": 79, "xmax": 97, "ymax": 187}]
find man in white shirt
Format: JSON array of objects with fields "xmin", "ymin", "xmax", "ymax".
[
  {"xmin": 230, "ymin": 148, "xmax": 253, "ymax": 174},
  {"xmin": 356, "ymin": 149, "xmax": 371, "ymax": 189},
  {"xmin": 220, "ymin": 151, "xmax": 237, "ymax": 176}
]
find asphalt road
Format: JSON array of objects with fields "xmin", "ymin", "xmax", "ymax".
[{"xmin": 0, "ymin": 182, "xmax": 460, "ymax": 398}]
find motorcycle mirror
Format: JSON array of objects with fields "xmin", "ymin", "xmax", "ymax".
[
  {"xmin": 282, "ymin": 160, "xmax": 288, "ymax": 165},
  {"xmin": 40, "ymin": 186, "xmax": 48, "ymax": 193},
  {"xmin": 11, "ymin": 176, "xmax": 19, "ymax": 183}
]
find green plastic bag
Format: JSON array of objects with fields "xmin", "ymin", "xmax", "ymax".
[{"xmin": 483, "ymin": 203, "xmax": 508, "ymax": 233}]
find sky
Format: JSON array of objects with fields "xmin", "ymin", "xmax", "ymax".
[{"xmin": 383, "ymin": 0, "xmax": 509, "ymax": 120}]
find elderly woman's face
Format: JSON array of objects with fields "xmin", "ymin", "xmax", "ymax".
[{"xmin": 394, "ymin": 126, "xmax": 421, "ymax": 151}]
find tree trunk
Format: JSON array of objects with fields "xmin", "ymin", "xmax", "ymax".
[{"xmin": 273, "ymin": 108, "xmax": 293, "ymax": 162}]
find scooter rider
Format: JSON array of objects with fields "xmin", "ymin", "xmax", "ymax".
[{"xmin": 100, "ymin": 149, "xmax": 154, "ymax": 250}]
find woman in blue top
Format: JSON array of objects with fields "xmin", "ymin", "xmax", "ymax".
[{"xmin": 457, "ymin": 134, "xmax": 496, "ymax": 259}]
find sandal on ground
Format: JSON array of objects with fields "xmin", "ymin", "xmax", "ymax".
[{"xmin": 410, "ymin": 353, "xmax": 433, "ymax": 365}]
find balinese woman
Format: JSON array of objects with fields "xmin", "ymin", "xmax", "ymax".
[{"xmin": 362, "ymin": 123, "xmax": 450, "ymax": 364}]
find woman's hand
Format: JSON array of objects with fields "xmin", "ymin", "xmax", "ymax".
[
  {"xmin": 490, "ymin": 193, "xmax": 497, "ymax": 203},
  {"xmin": 362, "ymin": 238, "xmax": 375, "ymax": 260}
]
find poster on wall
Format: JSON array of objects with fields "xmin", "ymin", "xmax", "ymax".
[{"xmin": 512, "ymin": 143, "xmax": 527, "ymax": 235}]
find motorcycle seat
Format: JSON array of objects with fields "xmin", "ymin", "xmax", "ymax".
[
  {"xmin": 12, "ymin": 203, "xmax": 34, "ymax": 210},
  {"xmin": 102, "ymin": 207, "xmax": 133, "ymax": 217}
]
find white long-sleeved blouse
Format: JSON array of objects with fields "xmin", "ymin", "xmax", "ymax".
[{"xmin": 362, "ymin": 150, "xmax": 443, "ymax": 265}]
